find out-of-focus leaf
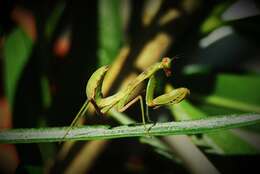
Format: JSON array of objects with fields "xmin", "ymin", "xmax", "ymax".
[
  {"xmin": 3, "ymin": 27, "xmax": 33, "ymax": 109},
  {"xmin": 195, "ymin": 73, "xmax": 260, "ymax": 133},
  {"xmin": 98, "ymin": 0, "xmax": 122, "ymax": 66},
  {"xmin": 170, "ymin": 100, "xmax": 206, "ymax": 121},
  {"xmin": 210, "ymin": 74, "xmax": 260, "ymax": 107},
  {"xmin": 183, "ymin": 64, "xmax": 260, "ymax": 113},
  {"xmin": 196, "ymin": 74, "xmax": 260, "ymax": 113},
  {"xmin": 199, "ymin": 26, "xmax": 233, "ymax": 48},
  {"xmin": 140, "ymin": 136, "xmax": 179, "ymax": 162},
  {"xmin": 111, "ymin": 109, "xmax": 179, "ymax": 161},
  {"xmin": 203, "ymin": 131, "xmax": 257, "ymax": 154},
  {"xmin": 198, "ymin": 31, "xmax": 255, "ymax": 67},
  {"xmin": 24, "ymin": 165, "xmax": 43, "ymax": 174},
  {"xmin": 40, "ymin": 76, "xmax": 51, "ymax": 109},
  {"xmin": 166, "ymin": 85, "xmax": 259, "ymax": 155},
  {"xmin": 45, "ymin": 2, "xmax": 66, "ymax": 38},
  {"xmin": 196, "ymin": 104, "xmax": 244, "ymax": 116},
  {"xmin": 200, "ymin": 2, "xmax": 231, "ymax": 34},
  {"xmin": 222, "ymin": 0, "xmax": 260, "ymax": 21}
]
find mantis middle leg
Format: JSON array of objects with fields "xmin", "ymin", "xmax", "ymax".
[{"xmin": 118, "ymin": 95, "xmax": 147, "ymax": 129}]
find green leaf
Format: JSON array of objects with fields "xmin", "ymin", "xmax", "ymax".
[
  {"xmin": 140, "ymin": 136, "xmax": 179, "ymax": 162},
  {"xmin": 182, "ymin": 66, "xmax": 260, "ymax": 114},
  {"xmin": 211, "ymin": 74, "xmax": 260, "ymax": 106},
  {"xmin": 3, "ymin": 28, "xmax": 33, "ymax": 109},
  {"xmin": 110, "ymin": 110, "xmax": 177, "ymax": 160},
  {"xmin": 167, "ymin": 85, "xmax": 259, "ymax": 155},
  {"xmin": 24, "ymin": 165, "xmax": 43, "ymax": 174},
  {"xmin": 0, "ymin": 114, "xmax": 259, "ymax": 144},
  {"xmin": 208, "ymin": 74, "xmax": 260, "ymax": 103},
  {"xmin": 45, "ymin": 2, "xmax": 66, "ymax": 38},
  {"xmin": 197, "ymin": 74, "xmax": 260, "ymax": 113},
  {"xmin": 203, "ymin": 131, "xmax": 257, "ymax": 154},
  {"xmin": 200, "ymin": 2, "xmax": 231, "ymax": 34},
  {"xmin": 98, "ymin": 0, "xmax": 122, "ymax": 65},
  {"xmin": 40, "ymin": 76, "xmax": 52, "ymax": 109},
  {"xmin": 169, "ymin": 100, "xmax": 207, "ymax": 121}
]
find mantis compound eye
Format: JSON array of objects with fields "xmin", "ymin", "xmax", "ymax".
[
  {"xmin": 162, "ymin": 57, "xmax": 172, "ymax": 68},
  {"xmin": 162, "ymin": 57, "xmax": 171, "ymax": 65}
]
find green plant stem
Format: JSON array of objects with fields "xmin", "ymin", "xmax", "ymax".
[{"xmin": 0, "ymin": 114, "xmax": 259, "ymax": 144}]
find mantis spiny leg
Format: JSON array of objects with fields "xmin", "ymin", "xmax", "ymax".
[{"xmin": 146, "ymin": 74, "xmax": 190, "ymax": 112}]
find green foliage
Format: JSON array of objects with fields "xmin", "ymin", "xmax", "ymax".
[
  {"xmin": 168, "ymin": 84, "xmax": 260, "ymax": 154},
  {"xmin": 0, "ymin": 114, "xmax": 259, "ymax": 143},
  {"xmin": 98, "ymin": 0, "xmax": 122, "ymax": 65},
  {"xmin": 45, "ymin": 2, "xmax": 66, "ymax": 38},
  {"xmin": 40, "ymin": 76, "xmax": 52, "ymax": 109},
  {"xmin": 24, "ymin": 166, "xmax": 43, "ymax": 174},
  {"xmin": 192, "ymin": 73, "xmax": 260, "ymax": 114},
  {"xmin": 209, "ymin": 74, "xmax": 260, "ymax": 108},
  {"xmin": 200, "ymin": 2, "xmax": 231, "ymax": 34},
  {"xmin": 174, "ymin": 65, "xmax": 260, "ymax": 155},
  {"xmin": 3, "ymin": 28, "xmax": 33, "ymax": 109}
]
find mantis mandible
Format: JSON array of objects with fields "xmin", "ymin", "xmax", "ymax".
[{"xmin": 63, "ymin": 57, "xmax": 190, "ymax": 138}]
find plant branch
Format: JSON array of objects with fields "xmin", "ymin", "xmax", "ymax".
[{"xmin": 0, "ymin": 114, "xmax": 260, "ymax": 144}]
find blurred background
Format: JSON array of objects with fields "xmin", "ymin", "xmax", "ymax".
[{"xmin": 0, "ymin": 0, "xmax": 260, "ymax": 173}]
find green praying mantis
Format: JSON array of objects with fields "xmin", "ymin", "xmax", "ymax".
[{"xmin": 63, "ymin": 57, "xmax": 190, "ymax": 139}]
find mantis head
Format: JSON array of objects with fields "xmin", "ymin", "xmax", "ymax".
[{"xmin": 161, "ymin": 57, "xmax": 172, "ymax": 77}]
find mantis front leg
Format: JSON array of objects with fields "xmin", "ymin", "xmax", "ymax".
[{"xmin": 146, "ymin": 75, "xmax": 190, "ymax": 115}]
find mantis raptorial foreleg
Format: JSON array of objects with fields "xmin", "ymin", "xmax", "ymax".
[{"xmin": 146, "ymin": 74, "xmax": 190, "ymax": 107}]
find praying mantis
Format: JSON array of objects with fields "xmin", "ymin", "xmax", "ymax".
[{"xmin": 63, "ymin": 57, "xmax": 190, "ymax": 139}]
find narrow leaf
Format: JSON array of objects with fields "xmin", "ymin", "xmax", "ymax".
[
  {"xmin": 167, "ymin": 85, "xmax": 260, "ymax": 154},
  {"xmin": 0, "ymin": 114, "xmax": 259, "ymax": 144},
  {"xmin": 3, "ymin": 28, "xmax": 33, "ymax": 108},
  {"xmin": 98, "ymin": 0, "xmax": 122, "ymax": 65}
]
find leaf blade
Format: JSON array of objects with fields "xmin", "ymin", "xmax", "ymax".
[{"xmin": 0, "ymin": 114, "xmax": 259, "ymax": 144}]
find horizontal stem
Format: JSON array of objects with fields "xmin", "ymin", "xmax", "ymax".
[{"xmin": 0, "ymin": 114, "xmax": 260, "ymax": 144}]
